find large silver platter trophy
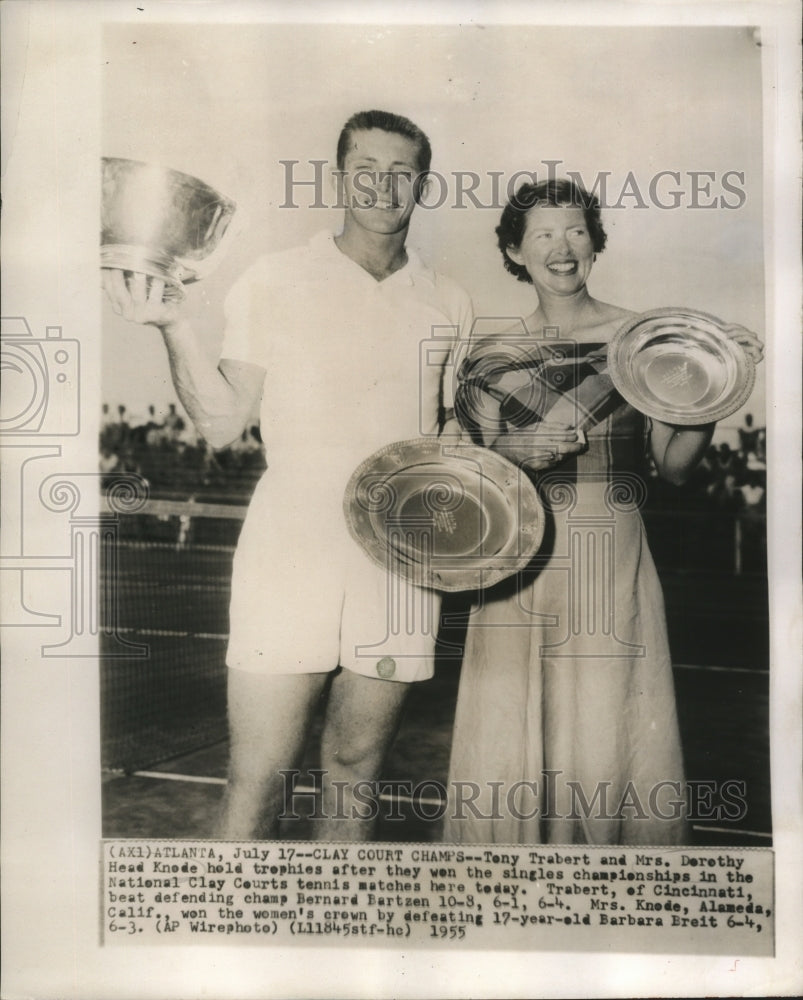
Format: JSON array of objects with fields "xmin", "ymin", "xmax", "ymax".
[
  {"xmin": 344, "ymin": 438, "xmax": 545, "ymax": 593},
  {"xmin": 607, "ymin": 308, "xmax": 756, "ymax": 425},
  {"xmin": 101, "ymin": 157, "xmax": 237, "ymax": 299},
  {"xmin": 343, "ymin": 307, "xmax": 757, "ymax": 593}
]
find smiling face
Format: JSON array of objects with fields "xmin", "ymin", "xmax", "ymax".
[
  {"xmin": 338, "ymin": 128, "xmax": 425, "ymax": 236},
  {"xmin": 506, "ymin": 204, "xmax": 595, "ymax": 297}
]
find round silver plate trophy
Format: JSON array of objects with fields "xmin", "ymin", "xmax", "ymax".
[
  {"xmin": 607, "ymin": 307, "xmax": 756, "ymax": 425},
  {"xmin": 344, "ymin": 438, "xmax": 545, "ymax": 592},
  {"xmin": 100, "ymin": 157, "xmax": 237, "ymax": 299}
]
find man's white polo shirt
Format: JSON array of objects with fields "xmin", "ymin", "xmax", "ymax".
[{"xmin": 220, "ymin": 230, "xmax": 473, "ymax": 680}]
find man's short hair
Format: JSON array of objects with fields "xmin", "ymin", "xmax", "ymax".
[
  {"xmin": 336, "ymin": 110, "xmax": 432, "ymax": 175},
  {"xmin": 496, "ymin": 177, "xmax": 608, "ymax": 284}
]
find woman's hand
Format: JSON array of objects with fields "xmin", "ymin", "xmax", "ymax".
[
  {"xmin": 721, "ymin": 323, "xmax": 764, "ymax": 364},
  {"xmin": 102, "ymin": 268, "xmax": 183, "ymax": 330},
  {"xmin": 492, "ymin": 423, "xmax": 587, "ymax": 471}
]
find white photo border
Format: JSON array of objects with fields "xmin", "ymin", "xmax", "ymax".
[{"xmin": 1, "ymin": 1, "xmax": 800, "ymax": 997}]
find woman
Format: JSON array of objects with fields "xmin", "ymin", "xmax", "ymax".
[{"xmin": 444, "ymin": 178, "xmax": 762, "ymax": 845}]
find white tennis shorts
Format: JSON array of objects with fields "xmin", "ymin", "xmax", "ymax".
[{"xmin": 225, "ymin": 473, "xmax": 440, "ymax": 682}]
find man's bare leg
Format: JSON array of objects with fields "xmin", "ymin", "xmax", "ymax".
[
  {"xmin": 316, "ymin": 670, "xmax": 410, "ymax": 840},
  {"xmin": 219, "ymin": 669, "xmax": 329, "ymax": 840}
]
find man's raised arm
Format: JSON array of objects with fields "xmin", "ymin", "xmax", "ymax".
[{"xmin": 102, "ymin": 269, "xmax": 264, "ymax": 448}]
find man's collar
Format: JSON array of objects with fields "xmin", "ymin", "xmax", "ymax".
[{"xmin": 310, "ymin": 230, "xmax": 435, "ymax": 287}]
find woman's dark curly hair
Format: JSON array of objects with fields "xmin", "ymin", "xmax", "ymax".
[{"xmin": 496, "ymin": 177, "xmax": 608, "ymax": 283}]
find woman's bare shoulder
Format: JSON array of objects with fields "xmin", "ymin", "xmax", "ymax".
[
  {"xmin": 574, "ymin": 301, "xmax": 638, "ymax": 342},
  {"xmin": 601, "ymin": 302, "xmax": 638, "ymax": 323}
]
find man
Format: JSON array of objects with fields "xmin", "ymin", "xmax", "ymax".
[{"xmin": 103, "ymin": 109, "xmax": 473, "ymax": 840}]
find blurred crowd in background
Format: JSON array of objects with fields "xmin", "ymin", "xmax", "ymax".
[
  {"xmin": 100, "ymin": 401, "xmax": 766, "ymax": 516},
  {"xmin": 99, "ymin": 402, "xmax": 766, "ymax": 574},
  {"xmin": 100, "ymin": 402, "xmax": 266, "ymax": 500}
]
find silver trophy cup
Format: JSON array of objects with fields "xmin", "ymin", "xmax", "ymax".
[{"xmin": 101, "ymin": 157, "xmax": 237, "ymax": 299}]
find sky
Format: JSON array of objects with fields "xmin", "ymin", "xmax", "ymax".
[{"xmin": 101, "ymin": 23, "xmax": 765, "ymax": 440}]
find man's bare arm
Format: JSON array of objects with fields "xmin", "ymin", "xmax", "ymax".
[{"xmin": 102, "ymin": 269, "xmax": 264, "ymax": 448}]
